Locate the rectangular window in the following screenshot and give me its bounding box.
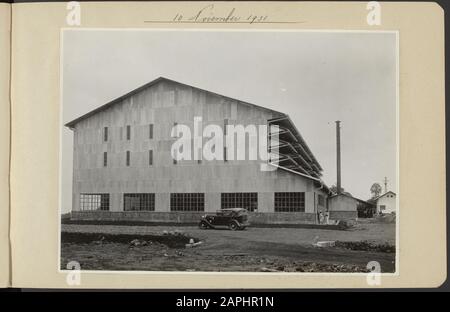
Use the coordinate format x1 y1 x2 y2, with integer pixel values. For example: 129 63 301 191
173 121 178 164
380 205 386 211
170 193 205 212
224 119 228 162
172 122 178 138
126 151 130 166
123 193 155 211
103 152 107 167
318 194 325 206
103 127 108 142
224 119 228 134
274 192 305 212
149 150 153 166
221 192 258 212
126 125 131 140
173 147 177 165
80 194 110 211
149 124 154 139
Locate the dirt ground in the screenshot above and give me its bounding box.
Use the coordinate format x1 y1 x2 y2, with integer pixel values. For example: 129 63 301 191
61 222 396 273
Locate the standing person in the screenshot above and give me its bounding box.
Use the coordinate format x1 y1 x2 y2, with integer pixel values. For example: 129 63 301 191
318 211 324 225
324 211 330 225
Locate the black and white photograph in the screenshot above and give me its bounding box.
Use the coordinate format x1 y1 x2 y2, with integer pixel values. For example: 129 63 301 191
60 29 398 273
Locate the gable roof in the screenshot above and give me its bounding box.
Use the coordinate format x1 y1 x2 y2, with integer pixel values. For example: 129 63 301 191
329 192 374 206
64 76 323 175
372 191 396 202
64 76 284 129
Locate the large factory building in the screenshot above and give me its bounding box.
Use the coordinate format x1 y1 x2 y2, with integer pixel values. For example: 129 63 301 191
66 77 353 224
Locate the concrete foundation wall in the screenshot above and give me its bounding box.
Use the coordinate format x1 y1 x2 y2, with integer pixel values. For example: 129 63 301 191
329 210 358 220
71 211 318 224
71 211 205 223
248 212 316 224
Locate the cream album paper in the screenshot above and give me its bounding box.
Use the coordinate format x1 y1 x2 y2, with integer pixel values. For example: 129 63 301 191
0 1 446 289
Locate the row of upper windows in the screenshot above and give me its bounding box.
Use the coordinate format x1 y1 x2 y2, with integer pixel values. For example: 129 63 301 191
101 121 231 166
103 150 154 167
101 120 233 142
103 124 154 142
101 149 231 167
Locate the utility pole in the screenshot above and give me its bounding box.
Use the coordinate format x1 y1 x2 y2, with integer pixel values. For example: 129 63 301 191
336 121 341 194
383 176 388 193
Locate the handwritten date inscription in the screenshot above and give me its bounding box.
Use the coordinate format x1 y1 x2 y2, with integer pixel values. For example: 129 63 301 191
173 5 269 24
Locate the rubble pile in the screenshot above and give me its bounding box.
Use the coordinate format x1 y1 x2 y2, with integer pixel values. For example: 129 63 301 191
61 230 199 249
335 240 395 253
260 261 370 273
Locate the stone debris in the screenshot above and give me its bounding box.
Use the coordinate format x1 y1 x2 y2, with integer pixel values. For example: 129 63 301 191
129 239 148 247
336 219 357 229
259 262 369 273
185 241 203 248
93 236 106 244
313 241 336 248
335 240 395 253
260 267 279 272
163 229 185 236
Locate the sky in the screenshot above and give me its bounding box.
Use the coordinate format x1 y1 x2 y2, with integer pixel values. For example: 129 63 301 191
61 30 397 213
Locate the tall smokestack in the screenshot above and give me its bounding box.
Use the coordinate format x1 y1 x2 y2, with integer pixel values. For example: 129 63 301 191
336 121 341 194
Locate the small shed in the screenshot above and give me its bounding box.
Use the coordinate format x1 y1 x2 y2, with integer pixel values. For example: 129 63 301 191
372 191 396 214
328 193 358 220
328 193 374 220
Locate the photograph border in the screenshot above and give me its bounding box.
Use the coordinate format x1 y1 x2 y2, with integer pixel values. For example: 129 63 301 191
57 27 400 277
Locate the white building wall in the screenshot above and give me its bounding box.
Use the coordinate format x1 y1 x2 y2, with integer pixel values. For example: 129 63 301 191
377 193 396 214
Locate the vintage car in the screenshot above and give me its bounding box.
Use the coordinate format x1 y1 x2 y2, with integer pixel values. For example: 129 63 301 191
198 208 250 230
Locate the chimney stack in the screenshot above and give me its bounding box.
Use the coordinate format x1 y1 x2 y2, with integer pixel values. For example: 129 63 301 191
336 121 341 194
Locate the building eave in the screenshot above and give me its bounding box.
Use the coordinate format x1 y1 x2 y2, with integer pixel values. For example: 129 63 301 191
329 193 374 205
372 191 396 202
268 115 323 173
268 163 322 182
64 76 286 129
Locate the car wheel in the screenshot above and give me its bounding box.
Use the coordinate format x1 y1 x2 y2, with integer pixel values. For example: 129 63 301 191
199 221 209 229
228 221 239 231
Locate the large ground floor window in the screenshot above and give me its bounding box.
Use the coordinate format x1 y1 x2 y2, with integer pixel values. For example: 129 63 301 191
124 193 155 211
80 193 110 211
274 192 305 212
221 192 258 212
170 193 205 211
